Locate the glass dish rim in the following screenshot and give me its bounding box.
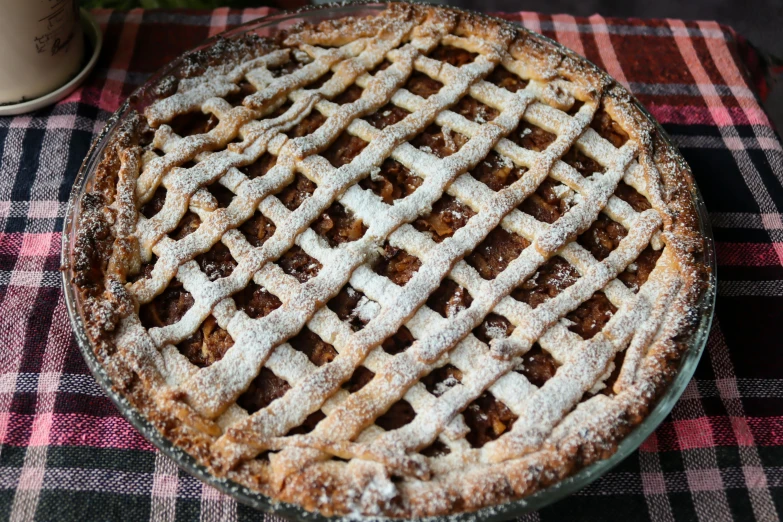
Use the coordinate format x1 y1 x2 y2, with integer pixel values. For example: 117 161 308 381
60 3 717 520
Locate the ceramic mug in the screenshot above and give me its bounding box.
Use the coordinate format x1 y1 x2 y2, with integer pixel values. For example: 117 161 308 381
0 0 85 105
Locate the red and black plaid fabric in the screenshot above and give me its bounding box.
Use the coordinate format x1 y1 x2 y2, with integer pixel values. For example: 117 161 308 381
1 8 781 522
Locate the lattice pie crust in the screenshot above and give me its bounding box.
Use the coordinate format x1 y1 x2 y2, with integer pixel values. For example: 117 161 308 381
71 4 709 518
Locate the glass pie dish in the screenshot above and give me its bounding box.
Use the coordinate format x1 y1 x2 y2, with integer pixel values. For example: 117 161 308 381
61 3 717 519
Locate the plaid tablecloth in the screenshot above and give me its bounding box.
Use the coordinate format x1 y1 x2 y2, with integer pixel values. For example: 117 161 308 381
1 7 781 522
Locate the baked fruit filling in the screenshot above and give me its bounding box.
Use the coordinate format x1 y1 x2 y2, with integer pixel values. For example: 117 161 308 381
414 195 475 242
71 5 708 518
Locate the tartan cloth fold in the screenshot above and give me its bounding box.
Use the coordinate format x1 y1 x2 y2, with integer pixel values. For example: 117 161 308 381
0 7 781 522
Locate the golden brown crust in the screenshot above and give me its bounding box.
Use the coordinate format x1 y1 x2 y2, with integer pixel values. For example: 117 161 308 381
70 4 710 518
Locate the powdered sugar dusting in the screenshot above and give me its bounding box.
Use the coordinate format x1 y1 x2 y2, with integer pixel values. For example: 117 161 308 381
75 4 708 518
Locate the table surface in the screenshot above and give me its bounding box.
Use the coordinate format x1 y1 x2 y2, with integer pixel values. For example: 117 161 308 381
1 7 782 522
429 0 783 134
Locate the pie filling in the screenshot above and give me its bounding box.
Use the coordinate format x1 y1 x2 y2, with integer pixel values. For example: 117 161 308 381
71 4 709 518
